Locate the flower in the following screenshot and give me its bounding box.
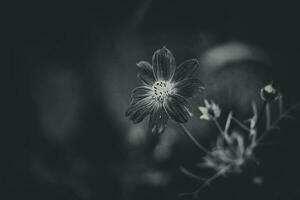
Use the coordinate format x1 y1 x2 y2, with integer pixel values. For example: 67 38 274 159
260 82 279 102
198 100 221 120
125 47 205 134
185 129 257 196
194 111 258 191
200 131 255 175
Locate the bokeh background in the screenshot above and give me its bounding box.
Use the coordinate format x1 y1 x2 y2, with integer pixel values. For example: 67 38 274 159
9 0 300 199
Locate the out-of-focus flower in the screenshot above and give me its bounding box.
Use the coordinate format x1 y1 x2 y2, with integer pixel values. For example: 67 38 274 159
180 123 258 197
126 47 205 134
199 105 257 176
198 100 221 120
190 110 258 195
260 82 279 102
200 131 255 175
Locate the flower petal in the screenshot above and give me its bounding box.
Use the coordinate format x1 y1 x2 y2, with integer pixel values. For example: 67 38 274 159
200 114 210 120
198 106 207 114
126 96 154 123
174 59 199 81
130 86 152 101
175 78 205 98
152 47 176 81
164 95 192 123
204 99 210 107
136 61 155 85
149 105 168 134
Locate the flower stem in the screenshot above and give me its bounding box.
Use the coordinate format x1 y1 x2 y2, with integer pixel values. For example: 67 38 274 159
179 123 210 154
265 103 271 130
193 164 232 198
278 95 283 115
255 101 267 129
213 119 231 143
180 166 206 181
232 116 250 132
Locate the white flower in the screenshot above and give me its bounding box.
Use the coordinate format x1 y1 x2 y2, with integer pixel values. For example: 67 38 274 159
126 47 204 135
198 100 221 120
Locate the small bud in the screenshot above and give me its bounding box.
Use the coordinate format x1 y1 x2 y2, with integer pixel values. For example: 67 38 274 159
260 82 279 102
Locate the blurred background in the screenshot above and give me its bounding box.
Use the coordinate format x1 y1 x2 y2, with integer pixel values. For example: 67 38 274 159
8 0 300 199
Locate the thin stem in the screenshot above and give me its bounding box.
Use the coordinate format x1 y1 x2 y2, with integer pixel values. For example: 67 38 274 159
179 123 210 154
232 116 251 132
265 103 271 130
213 119 230 142
249 128 257 148
180 166 206 181
279 95 283 115
255 101 267 129
224 112 232 133
193 164 232 198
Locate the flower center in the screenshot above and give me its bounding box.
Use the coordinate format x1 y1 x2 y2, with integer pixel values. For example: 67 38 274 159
207 108 216 118
151 81 174 103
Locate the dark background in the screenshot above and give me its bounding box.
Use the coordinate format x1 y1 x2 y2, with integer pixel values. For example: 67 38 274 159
8 0 300 200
